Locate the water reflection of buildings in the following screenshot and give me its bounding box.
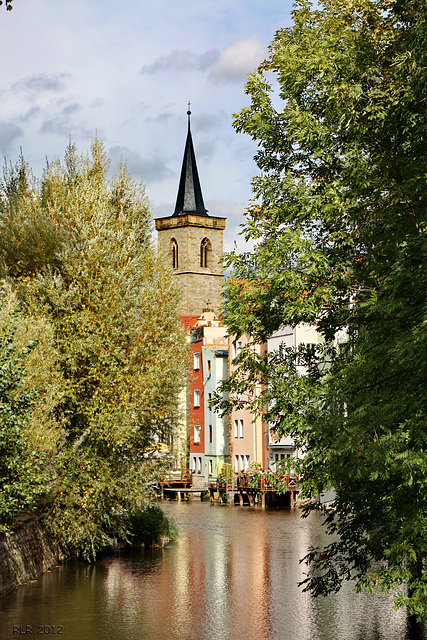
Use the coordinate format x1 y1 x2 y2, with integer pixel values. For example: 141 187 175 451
228 514 271 640
162 510 272 640
100 510 275 640
98 506 412 640
2 506 416 640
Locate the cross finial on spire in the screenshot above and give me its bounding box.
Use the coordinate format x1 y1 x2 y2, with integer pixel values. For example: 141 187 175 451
187 101 191 129
173 104 208 217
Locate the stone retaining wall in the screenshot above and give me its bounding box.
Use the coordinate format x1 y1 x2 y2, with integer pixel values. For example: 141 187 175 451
0 519 68 596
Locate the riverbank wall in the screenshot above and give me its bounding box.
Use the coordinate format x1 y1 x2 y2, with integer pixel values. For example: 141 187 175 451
0 518 68 596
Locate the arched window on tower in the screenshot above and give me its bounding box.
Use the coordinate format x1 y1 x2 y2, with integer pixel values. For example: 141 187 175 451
171 238 178 269
200 237 211 268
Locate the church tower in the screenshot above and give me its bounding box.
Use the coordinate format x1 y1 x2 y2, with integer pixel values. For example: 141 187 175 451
155 108 226 316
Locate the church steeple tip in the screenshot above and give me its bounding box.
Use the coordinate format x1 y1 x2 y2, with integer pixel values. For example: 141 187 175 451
173 105 208 217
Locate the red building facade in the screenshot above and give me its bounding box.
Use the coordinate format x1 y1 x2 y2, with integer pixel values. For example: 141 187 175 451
189 324 205 476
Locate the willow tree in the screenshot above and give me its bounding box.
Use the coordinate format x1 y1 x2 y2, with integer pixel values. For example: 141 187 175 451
0 140 187 557
220 0 427 620
0 286 61 534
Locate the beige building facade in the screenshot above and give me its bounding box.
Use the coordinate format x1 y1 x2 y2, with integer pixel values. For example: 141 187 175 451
229 333 269 472
155 214 225 316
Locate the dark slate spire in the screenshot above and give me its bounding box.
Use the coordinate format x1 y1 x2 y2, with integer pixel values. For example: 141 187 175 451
173 106 208 217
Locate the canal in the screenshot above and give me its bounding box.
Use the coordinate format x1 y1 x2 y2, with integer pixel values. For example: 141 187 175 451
1 501 426 640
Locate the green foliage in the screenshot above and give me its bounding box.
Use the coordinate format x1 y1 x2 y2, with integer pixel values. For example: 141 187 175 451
0 139 187 558
219 0 427 620
0 289 55 533
234 462 289 494
0 0 13 11
0 312 37 532
126 505 178 547
217 462 233 481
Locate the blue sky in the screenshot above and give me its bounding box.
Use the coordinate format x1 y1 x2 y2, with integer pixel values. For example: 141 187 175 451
0 0 296 252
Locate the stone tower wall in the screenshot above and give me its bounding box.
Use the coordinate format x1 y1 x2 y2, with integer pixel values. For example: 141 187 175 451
155 213 226 316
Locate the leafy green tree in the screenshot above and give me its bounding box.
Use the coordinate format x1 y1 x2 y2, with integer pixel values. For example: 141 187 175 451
0 287 57 533
220 0 427 620
0 0 13 11
0 140 187 557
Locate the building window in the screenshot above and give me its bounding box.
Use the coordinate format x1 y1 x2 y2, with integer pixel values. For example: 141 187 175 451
234 419 238 438
194 390 200 407
209 425 212 443
234 455 239 471
232 340 243 360
209 460 213 475
171 238 178 269
240 454 245 470
200 237 208 267
192 456 197 472
193 352 200 370
198 457 202 473
239 419 244 438
194 425 201 445
245 454 250 469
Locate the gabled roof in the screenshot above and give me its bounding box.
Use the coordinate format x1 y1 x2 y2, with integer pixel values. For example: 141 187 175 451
179 314 200 331
173 110 208 217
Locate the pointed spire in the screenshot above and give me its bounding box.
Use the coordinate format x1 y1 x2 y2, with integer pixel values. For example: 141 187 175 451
173 105 208 217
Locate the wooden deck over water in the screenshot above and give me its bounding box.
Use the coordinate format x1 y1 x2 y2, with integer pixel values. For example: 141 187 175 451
159 469 299 507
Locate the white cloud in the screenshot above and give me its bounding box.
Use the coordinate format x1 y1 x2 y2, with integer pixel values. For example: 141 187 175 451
40 103 86 137
18 106 41 123
139 49 219 75
0 123 23 155
138 38 265 85
144 112 176 126
0 0 294 255
108 146 173 183
192 112 225 132
9 73 71 95
210 37 266 82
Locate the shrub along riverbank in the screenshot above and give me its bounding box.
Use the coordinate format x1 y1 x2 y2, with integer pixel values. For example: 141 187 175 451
0 505 178 596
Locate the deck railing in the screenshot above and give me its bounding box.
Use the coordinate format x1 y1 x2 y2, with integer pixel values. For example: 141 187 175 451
159 469 193 486
234 471 298 492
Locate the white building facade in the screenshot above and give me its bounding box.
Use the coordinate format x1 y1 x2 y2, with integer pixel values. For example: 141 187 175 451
266 324 322 471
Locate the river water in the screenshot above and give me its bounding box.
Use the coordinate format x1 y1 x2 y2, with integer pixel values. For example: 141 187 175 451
1 501 426 640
